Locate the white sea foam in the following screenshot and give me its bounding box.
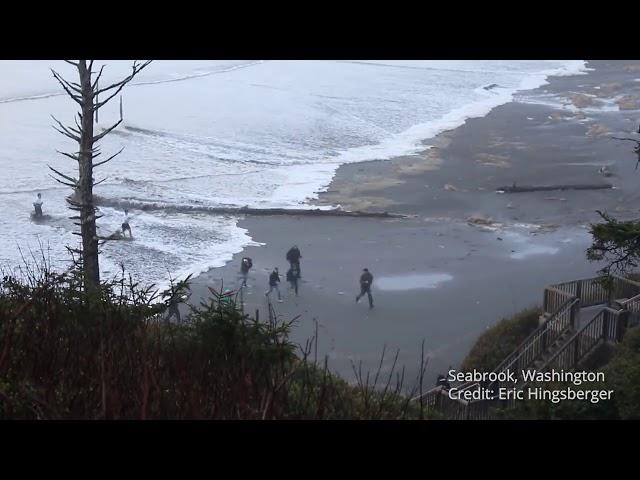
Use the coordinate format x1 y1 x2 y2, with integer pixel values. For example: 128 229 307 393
0 60 589 288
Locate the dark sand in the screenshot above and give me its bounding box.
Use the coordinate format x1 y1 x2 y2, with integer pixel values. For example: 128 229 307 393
190 60 640 389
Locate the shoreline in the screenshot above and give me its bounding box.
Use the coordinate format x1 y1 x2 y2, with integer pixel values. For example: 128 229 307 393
189 60 640 388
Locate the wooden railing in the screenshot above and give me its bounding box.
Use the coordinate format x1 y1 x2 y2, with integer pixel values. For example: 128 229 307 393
490 297 578 387
420 386 496 420
543 286 575 316
619 292 640 326
539 307 628 373
543 274 640 315
611 274 640 302
416 274 638 420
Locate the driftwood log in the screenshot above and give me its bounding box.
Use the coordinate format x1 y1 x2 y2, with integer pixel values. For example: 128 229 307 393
496 183 613 194
94 197 406 218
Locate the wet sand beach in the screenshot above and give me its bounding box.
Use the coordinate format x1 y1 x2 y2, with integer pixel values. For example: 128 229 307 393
190 60 640 388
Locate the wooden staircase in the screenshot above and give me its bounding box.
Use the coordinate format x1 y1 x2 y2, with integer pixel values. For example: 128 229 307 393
415 274 640 419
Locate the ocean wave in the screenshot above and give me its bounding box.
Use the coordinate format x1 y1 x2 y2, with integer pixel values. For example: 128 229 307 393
0 61 264 105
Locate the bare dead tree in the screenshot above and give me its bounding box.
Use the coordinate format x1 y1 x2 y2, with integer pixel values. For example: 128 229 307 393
49 60 152 291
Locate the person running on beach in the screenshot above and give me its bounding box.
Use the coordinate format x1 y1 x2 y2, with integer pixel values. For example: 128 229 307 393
121 209 133 238
240 257 253 287
286 245 302 278
356 268 374 309
286 267 299 296
265 267 282 302
33 193 43 218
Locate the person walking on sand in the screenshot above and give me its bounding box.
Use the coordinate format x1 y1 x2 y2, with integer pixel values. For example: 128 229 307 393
356 268 374 309
121 209 133 238
265 267 283 302
240 257 253 287
33 193 43 218
286 267 299 296
286 245 302 278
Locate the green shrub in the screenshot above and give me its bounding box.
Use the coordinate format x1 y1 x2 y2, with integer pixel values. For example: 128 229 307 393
604 327 640 419
0 263 426 419
460 308 540 372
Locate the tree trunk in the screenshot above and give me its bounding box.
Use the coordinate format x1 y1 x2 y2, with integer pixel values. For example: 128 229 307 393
78 60 100 291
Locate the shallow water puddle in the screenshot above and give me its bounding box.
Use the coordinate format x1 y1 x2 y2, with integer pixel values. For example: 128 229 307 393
376 273 453 291
510 244 559 260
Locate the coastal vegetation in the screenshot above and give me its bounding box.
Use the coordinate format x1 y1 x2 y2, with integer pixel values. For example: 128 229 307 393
0 259 429 419
460 308 540 372
460 307 640 419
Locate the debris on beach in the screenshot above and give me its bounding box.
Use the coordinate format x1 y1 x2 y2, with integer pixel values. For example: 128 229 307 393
475 153 511 168
568 93 599 109
586 124 610 137
594 82 623 97
497 183 613 193
443 183 460 192
467 214 494 226
616 94 640 111
543 196 567 201
535 224 560 233
466 214 502 232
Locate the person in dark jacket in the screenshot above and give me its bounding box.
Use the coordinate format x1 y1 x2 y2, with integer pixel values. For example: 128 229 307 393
121 209 133 238
33 193 43 218
286 267 298 296
265 267 282 302
286 245 301 278
240 257 253 287
356 268 374 309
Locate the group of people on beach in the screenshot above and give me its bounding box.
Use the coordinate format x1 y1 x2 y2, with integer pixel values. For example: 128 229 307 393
240 245 375 309
31 195 375 319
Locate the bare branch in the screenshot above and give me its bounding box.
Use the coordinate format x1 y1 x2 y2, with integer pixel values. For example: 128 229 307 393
48 165 78 185
51 114 82 137
56 150 79 162
51 74 83 105
94 147 124 168
74 115 83 133
52 125 81 143
49 175 78 188
51 69 83 98
64 60 79 67
92 64 106 90
93 177 109 186
92 119 122 143
93 60 152 110
51 115 81 142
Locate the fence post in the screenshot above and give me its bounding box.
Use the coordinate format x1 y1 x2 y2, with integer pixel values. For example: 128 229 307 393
575 280 582 302
602 310 610 342
608 277 617 307
570 300 579 331
617 310 629 343
573 335 580 367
